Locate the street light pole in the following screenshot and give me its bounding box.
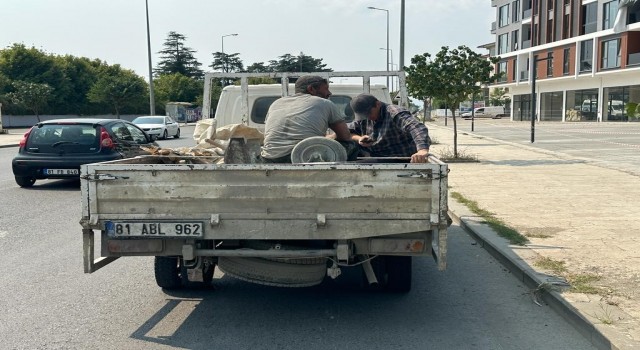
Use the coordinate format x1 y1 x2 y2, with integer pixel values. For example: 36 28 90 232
220 33 238 89
400 0 405 70
221 33 238 73
145 0 155 115
368 6 389 89
380 47 394 91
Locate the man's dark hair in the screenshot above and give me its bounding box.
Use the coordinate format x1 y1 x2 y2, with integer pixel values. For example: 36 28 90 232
350 93 379 114
295 75 327 94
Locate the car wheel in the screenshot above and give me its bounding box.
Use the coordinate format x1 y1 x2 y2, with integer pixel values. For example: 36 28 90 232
174 128 181 139
162 130 168 140
15 176 36 188
154 256 183 289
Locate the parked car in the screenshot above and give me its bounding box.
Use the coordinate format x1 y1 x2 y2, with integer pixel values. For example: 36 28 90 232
11 118 157 188
132 115 180 139
461 106 506 119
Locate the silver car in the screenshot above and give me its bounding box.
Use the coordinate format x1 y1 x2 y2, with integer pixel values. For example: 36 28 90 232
132 116 180 139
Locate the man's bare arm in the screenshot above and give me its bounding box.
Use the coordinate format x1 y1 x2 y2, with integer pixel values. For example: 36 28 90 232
328 122 352 142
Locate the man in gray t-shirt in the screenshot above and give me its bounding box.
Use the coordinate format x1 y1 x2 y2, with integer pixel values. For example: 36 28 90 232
261 75 353 162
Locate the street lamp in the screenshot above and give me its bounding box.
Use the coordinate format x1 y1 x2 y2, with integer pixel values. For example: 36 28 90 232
145 0 155 115
530 53 552 143
400 0 405 70
380 48 395 91
368 6 389 89
221 33 238 73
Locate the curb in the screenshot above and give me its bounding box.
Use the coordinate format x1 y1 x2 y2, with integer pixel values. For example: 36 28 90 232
447 199 618 350
0 143 18 149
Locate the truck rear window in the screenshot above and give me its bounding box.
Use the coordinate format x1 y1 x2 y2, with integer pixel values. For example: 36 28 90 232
250 95 355 124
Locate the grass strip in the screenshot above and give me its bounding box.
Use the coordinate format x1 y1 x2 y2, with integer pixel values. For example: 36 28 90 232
451 191 528 245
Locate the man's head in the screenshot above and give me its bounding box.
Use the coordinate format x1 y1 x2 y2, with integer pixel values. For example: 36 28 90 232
295 75 331 98
350 94 382 121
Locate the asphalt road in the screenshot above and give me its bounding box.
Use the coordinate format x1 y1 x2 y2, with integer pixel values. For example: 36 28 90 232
0 127 597 350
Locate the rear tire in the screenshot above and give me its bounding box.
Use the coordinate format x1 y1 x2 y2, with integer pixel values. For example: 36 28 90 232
15 176 36 188
367 256 412 293
385 256 412 293
154 256 183 289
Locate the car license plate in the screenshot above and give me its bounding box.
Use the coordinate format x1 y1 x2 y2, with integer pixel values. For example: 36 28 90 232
44 168 79 175
105 221 204 238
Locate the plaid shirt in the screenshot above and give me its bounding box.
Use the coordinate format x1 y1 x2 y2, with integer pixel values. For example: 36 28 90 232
348 103 430 157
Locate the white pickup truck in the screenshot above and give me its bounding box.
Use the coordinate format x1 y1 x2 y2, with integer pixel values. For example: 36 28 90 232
81 71 448 292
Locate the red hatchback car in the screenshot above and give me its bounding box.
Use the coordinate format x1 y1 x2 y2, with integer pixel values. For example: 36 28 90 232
12 118 157 187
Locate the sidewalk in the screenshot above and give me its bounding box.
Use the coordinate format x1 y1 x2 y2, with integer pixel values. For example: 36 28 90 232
0 129 24 148
428 122 640 349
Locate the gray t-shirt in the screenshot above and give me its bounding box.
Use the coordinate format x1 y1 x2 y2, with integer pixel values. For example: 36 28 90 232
261 93 344 159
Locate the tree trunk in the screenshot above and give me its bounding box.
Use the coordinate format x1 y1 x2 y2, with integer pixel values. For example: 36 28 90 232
451 108 458 158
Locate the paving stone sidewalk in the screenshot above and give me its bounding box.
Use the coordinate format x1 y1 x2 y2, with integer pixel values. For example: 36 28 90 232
427 123 640 349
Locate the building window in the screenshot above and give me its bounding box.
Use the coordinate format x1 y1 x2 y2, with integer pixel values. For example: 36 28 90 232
601 38 621 69
497 61 508 82
563 48 570 75
603 1 619 30
499 4 510 27
512 59 517 81
562 13 571 39
547 0 554 9
547 18 554 43
512 1 520 22
512 30 519 51
580 40 593 72
581 2 597 34
546 52 553 76
498 33 509 54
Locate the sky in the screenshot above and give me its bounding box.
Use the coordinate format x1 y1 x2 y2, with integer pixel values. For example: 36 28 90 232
2 0 495 82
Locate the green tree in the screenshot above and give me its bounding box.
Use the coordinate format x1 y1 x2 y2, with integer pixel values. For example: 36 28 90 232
489 87 511 107
406 45 501 158
210 52 244 73
5 81 54 122
154 73 203 114
87 66 147 118
0 44 70 114
155 32 203 79
210 52 244 87
267 52 332 72
245 62 270 73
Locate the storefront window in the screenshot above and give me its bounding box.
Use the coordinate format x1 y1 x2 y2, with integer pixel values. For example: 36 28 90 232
513 94 532 121
565 89 598 121
604 85 640 122
540 91 563 121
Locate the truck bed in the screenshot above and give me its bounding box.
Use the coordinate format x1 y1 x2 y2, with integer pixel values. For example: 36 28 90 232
81 156 448 272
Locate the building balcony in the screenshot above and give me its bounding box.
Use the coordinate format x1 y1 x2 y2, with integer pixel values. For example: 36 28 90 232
521 40 531 49
523 9 531 19
628 53 640 67
491 22 496 34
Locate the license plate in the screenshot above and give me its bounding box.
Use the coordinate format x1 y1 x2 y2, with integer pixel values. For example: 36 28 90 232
105 221 204 238
45 168 79 175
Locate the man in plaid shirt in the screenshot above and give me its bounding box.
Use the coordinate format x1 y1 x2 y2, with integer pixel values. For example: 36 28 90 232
348 94 430 163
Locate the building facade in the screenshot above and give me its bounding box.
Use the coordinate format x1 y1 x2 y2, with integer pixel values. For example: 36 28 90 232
490 0 640 122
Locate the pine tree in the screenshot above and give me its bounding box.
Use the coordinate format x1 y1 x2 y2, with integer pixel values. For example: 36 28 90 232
155 32 203 79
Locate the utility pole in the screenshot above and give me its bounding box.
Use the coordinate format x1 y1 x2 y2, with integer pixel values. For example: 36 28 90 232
399 0 405 70
145 0 155 115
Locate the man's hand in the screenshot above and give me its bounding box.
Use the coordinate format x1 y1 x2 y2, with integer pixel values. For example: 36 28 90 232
358 135 375 147
410 149 429 163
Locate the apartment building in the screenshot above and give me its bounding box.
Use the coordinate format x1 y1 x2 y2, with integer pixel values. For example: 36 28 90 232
490 0 640 122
